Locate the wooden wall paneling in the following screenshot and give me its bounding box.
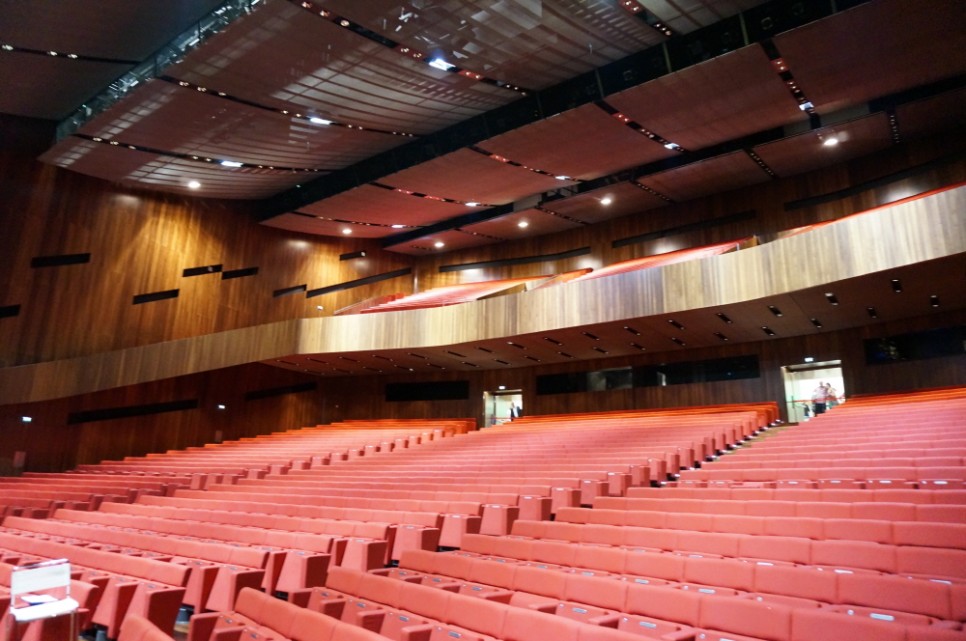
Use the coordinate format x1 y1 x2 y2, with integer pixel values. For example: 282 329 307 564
1 181 963 405
0 363 323 472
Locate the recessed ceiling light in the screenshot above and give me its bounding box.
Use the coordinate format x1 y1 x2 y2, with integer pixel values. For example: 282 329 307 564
216 404 226 410
21 416 32 423
220 160 243 168
822 136 839 147
518 221 529 228
342 228 352 235
434 241 445 248
309 117 332 125
554 175 571 181
187 180 201 189
465 202 479 207
600 196 613 206
391 224 406 229
428 58 455 71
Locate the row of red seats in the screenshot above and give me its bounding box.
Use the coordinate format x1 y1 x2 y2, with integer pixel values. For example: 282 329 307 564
516 514 965 551
289 567 648 641
189 586 385 641
394 549 961 640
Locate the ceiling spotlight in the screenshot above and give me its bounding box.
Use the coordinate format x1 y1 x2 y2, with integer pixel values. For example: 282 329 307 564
929 295 940 308
465 202 479 207
716 313 733 324
891 279 902 293
767 305 783 317
216 404 227 410
824 292 839 306
804 356 815 363
341 228 352 235
391 224 406 229
761 326 776 336
810 318 823 329
434 241 445 248
428 58 455 71
668 319 685 330
822 136 839 147
663 142 681 151
220 160 243 168
517 221 529 228
187 180 201 189
866 306 878 319
554 175 571 181
309 117 332 125
714 332 729 341
600 196 613 206
798 101 815 111
21 416 32 423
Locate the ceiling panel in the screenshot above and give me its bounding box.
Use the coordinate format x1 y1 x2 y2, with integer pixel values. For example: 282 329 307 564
483 102 676 180
609 45 805 151
169 1 517 136
543 182 671 225
775 0 966 113
296 183 470 227
380 148 565 205
896 87 966 141
72 80 407 170
639 150 772 202
386 227 487 255
261 213 399 239
754 112 894 179
39 139 308 199
460 207 586 241
647 0 767 34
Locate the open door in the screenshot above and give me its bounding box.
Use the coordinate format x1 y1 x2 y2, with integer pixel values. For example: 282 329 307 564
781 360 845 423
482 388 523 427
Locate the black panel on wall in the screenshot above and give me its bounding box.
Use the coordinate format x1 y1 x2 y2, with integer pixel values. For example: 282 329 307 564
132 289 179 305
386 380 470 402
68 398 199 424
31 253 91 268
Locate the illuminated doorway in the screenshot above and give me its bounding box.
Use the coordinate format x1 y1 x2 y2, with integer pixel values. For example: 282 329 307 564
781 360 844 423
482 388 523 427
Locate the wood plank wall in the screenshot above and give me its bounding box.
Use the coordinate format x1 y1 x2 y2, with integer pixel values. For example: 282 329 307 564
0 116 415 368
0 364 323 474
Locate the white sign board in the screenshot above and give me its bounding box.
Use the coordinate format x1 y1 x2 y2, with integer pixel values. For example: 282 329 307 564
9 559 78 622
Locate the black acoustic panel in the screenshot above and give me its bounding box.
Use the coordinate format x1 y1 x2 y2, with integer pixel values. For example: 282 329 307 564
440 247 591 272
667 16 744 70
538 71 603 117
612 211 756 248
386 380 469 402
435 115 491 155
0 304 21 319
273 284 307 298
68 398 198 424
132 289 179 305
31 253 91 268
743 0 835 41
306 267 411 298
244 381 317 401
183 264 223 277
599 48 670 95
222 266 259 280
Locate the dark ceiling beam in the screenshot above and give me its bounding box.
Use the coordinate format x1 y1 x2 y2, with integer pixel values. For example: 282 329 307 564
258 0 867 221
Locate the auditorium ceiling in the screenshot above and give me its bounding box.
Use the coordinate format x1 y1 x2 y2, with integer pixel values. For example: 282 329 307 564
2 0 964 256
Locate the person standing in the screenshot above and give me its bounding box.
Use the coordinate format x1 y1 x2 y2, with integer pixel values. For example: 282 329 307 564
811 382 830 415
